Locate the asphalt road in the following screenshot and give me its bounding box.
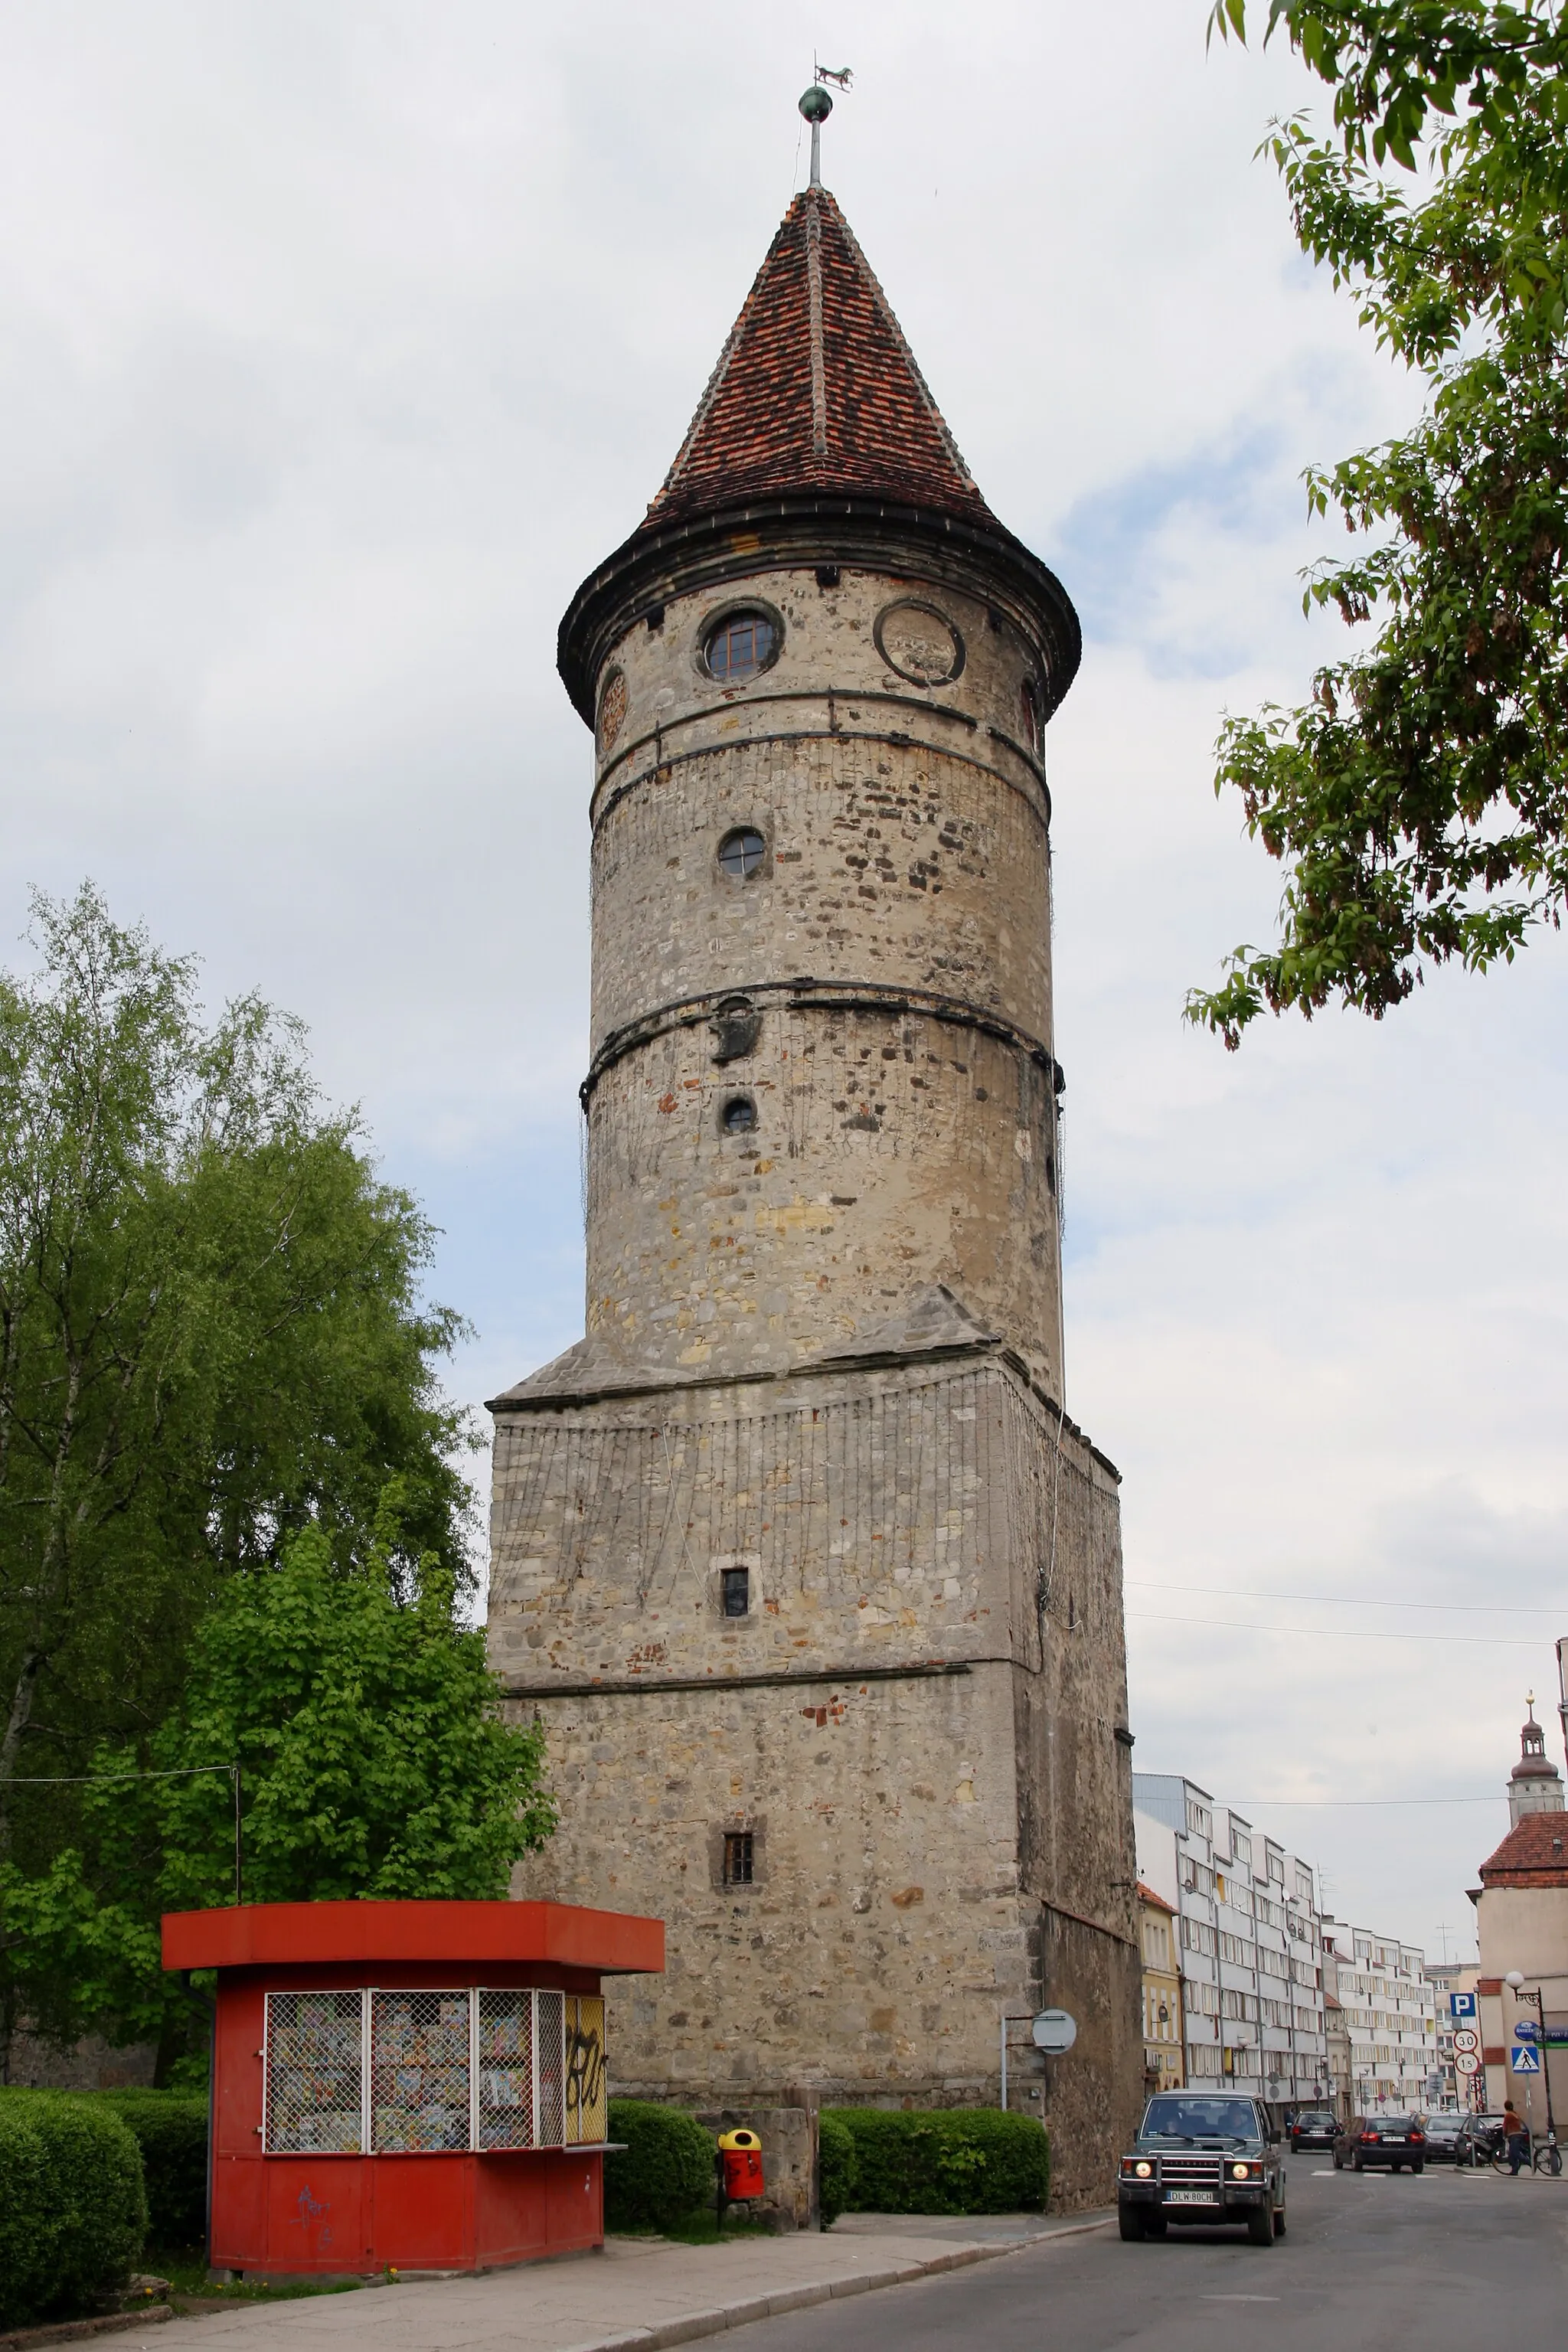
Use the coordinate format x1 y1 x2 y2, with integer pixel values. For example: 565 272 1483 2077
735 2164 1566 2350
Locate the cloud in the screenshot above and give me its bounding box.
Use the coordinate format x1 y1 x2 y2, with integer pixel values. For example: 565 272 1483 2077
0 0 1559 1955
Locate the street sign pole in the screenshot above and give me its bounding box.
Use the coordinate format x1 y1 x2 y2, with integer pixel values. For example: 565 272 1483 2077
1535 1984 1557 2140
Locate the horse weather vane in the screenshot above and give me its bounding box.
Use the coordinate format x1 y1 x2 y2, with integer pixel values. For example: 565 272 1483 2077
800 60 852 187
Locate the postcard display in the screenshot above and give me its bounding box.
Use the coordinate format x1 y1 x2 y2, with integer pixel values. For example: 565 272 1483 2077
262 1987 607 2154
161 1898 663 2276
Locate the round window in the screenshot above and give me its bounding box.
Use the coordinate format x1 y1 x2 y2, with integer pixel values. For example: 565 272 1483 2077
720 1094 758 1135
597 668 628 753
717 827 766 880
704 609 779 683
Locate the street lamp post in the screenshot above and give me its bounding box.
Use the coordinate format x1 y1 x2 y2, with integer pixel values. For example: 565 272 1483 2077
1503 1971 1557 2140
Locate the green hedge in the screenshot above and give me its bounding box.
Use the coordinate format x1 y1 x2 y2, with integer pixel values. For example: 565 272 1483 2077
821 2108 1047 2216
92 2092 208 2249
0 2094 148 2328
605 2099 715 2231
818 2113 859 2226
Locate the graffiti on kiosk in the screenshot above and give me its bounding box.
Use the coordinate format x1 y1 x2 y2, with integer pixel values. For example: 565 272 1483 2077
289 2184 333 2249
565 2011 606 2131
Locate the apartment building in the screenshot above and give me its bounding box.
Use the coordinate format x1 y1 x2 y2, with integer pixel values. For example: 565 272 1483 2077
1423 1961 1478 2111
1133 1774 1329 2110
1138 1881 1184 2092
1321 1921 1441 2112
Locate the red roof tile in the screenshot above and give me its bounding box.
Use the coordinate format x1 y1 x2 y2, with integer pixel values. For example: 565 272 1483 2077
1137 1880 1176 1913
645 187 995 531
1478 1811 1568 1886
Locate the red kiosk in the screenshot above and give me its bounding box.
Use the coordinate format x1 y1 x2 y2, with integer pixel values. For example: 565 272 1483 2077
162 1899 663 2278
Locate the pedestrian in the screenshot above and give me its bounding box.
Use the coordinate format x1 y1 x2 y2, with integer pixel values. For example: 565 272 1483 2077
1503 2099 1529 2175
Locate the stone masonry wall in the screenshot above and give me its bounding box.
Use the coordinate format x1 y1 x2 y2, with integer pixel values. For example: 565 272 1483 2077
591 727 1050 1050
583 564 1062 1396
492 1359 1051 1687
490 1357 1141 2206
583 1000 1059 1387
588 567 1052 1053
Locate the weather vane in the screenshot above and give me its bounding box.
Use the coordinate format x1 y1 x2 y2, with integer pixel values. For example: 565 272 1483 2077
799 59 852 188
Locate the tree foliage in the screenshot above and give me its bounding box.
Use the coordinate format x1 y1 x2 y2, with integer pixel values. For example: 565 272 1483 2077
2 1511 554 2060
1191 2 1568 1044
0 884 485 2069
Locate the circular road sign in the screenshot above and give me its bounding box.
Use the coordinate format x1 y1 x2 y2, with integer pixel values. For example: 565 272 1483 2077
1514 2019 1539 2043
1455 2050 1482 2076
1453 2027 1480 2054
1032 2008 1077 2054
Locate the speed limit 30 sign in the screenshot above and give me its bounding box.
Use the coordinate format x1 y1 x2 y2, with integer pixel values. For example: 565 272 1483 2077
1453 2027 1480 2053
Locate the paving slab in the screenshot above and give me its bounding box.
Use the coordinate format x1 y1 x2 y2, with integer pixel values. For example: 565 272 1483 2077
144 2213 1114 2352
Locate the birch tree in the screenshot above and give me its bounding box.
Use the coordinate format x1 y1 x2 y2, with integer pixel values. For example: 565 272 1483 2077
0 887 476 2070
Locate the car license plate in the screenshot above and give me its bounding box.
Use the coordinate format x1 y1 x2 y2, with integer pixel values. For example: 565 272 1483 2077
1165 2190 1217 2204
1380 2135 1403 2143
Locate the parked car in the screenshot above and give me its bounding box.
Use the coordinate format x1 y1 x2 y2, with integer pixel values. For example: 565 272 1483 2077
1333 2115 1426 2172
1289 2110 1338 2151
1119 2092 1286 2246
1419 2113 1468 2164
1455 2114 1508 2167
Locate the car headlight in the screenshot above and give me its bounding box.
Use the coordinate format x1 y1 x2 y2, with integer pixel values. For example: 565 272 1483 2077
1230 2161 1260 2180
1135 2161 1152 2179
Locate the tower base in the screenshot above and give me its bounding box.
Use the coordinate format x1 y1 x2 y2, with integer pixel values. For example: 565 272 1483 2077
488 1295 1144 2209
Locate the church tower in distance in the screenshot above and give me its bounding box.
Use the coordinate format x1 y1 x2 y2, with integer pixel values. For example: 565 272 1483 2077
487 132 1142 2206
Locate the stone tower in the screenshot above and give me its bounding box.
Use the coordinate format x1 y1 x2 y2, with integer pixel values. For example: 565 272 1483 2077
487 149 1142 2207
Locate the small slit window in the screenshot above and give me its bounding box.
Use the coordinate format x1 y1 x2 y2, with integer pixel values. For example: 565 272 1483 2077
721 1094 757 1135
722 1566 750 1618
717 827 766 880
724 1831 755 1886
704 610 778 683
1020 675 1043 756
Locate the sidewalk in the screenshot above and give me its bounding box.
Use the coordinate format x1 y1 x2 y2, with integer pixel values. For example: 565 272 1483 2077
127 2213 1113 2352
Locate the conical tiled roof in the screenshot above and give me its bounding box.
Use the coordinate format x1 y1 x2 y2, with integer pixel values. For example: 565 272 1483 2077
557 181 1081 727
644 186 995 531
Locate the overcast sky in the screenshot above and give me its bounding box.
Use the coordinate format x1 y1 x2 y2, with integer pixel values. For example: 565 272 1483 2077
3 0 1563 1961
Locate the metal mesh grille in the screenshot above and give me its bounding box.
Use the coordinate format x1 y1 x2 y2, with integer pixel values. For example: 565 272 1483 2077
565 1994 607 2145
535 1988 566 2148
476 1989 535 2150
263 1992 364 2154
370 1990 472 2153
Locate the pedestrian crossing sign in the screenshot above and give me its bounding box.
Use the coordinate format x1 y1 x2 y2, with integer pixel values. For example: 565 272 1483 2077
1511 2043 1542 2074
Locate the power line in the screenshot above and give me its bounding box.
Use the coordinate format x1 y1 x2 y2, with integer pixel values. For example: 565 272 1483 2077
1126 1579 1563 1619
1127 1610 1540 1647
1218 1794 1504 1808
0 1766 234 1785
0 1762 243 1905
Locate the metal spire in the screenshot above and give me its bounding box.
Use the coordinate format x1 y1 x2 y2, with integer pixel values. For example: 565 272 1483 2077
799 63 851 188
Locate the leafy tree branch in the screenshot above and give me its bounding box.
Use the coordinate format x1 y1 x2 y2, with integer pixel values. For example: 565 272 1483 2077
1192 2 1568 1044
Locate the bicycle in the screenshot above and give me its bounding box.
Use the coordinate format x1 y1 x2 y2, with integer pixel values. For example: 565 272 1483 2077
1490 2131 1563 2177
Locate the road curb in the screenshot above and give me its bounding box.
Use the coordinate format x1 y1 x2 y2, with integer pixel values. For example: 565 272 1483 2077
0 2311 175 2352
551 2215 1116 2352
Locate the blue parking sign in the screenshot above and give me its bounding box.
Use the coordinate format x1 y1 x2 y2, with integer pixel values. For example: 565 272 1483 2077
1451 1991 1478 2018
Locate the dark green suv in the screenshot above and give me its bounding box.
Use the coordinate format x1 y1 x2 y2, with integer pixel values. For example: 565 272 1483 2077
1118 2092 1286 2246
